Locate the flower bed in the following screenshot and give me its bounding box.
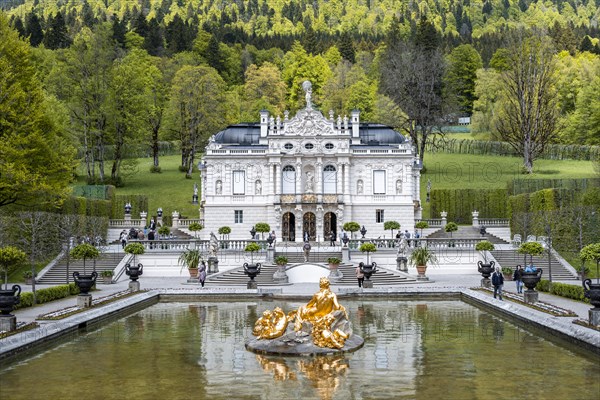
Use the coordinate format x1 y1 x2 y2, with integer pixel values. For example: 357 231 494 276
36 290 146 320
0 321 39 339
471 287 577 317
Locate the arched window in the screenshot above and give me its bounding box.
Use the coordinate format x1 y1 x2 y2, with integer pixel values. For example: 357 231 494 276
282 165 296 194
323 165 337 194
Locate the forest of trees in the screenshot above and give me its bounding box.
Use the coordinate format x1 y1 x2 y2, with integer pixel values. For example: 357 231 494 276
0 0 598 201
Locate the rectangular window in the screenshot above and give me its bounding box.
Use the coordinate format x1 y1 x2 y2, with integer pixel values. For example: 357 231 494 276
234 210 243 223
373 170 386 194
232 171 245 195
376 209 384 223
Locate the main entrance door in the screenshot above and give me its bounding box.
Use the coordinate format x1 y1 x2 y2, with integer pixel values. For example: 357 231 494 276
303 212 316 241
323 212 337 241
282 212 295 241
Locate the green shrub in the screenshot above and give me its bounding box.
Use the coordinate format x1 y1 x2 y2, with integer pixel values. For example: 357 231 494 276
431 189 508 223
218 226 231 235
275 256 288 265
149 165 162 173
536 280 589 303
13 283 80 310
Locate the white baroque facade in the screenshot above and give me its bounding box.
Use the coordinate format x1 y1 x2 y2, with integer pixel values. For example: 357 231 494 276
199 82 422 241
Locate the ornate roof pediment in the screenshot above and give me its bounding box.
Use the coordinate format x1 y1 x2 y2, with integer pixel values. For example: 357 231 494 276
283 108 337 136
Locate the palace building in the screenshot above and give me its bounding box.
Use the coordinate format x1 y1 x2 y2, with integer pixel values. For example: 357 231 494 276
199 82 422 241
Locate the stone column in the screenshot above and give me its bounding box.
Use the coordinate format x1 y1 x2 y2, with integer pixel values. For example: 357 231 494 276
472 210 479 227
140 211 147 229
441 211 448 228
172 211 179 229
274 163 281 195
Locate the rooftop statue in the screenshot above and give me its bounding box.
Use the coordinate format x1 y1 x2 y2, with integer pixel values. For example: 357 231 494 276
302 80 313 109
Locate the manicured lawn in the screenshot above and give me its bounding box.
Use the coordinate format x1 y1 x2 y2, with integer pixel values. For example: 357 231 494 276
420 152 595 218
75 155 202 219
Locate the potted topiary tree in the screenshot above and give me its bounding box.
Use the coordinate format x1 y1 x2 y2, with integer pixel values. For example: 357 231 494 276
70 243 99 295
326 257 342 282
517 242 544 302
409 246 438 280
158 225 170 240
415 221 429 238
359 242 377 265
343 222 360 240
475 240 496 282
218 226 231 248
178 248 204 279
0 246 27 319
243 242 262 288
254 223 270 240
188 222 203 238
384 221 400 240
124 242 145 283
580 243 600 312
445 222 458 247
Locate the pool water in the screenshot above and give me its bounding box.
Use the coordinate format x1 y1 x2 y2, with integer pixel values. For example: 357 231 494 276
0 300 598 400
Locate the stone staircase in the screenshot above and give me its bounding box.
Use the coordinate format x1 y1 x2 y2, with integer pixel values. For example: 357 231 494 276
205 262 417 287
37 251 126 285
490 249 577 280
427 226 509 245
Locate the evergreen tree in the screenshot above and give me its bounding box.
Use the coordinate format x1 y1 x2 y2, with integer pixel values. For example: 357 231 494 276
81 0 96 28
133 13 148 38
205 34 224 72
112 16 127 49
445 44 483 114
43 12 72 50
25 13 43 46
144 18 164 56
166 14 189 54
11 16 25 38
414 16 440 51
302 25 319 55
580 36 594 53
338 31 355 63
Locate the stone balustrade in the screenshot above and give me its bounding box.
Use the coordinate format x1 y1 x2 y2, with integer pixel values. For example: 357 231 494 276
478 218 510 227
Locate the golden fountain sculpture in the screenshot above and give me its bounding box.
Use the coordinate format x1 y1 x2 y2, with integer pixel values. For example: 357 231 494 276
249 277 358 351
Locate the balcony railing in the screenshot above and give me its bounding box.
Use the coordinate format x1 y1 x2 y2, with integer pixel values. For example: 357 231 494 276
478 218 510 227
348 237 484 250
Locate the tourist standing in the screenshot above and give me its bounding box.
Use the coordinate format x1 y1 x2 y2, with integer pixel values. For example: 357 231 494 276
303 241 311 262
513 265 524 294
120 230 128 249
198 261 207 288
405 230 411 247
330 230 336 246
491 267 504 300
147 230 155 249
356 265 364 288
271 230 276 244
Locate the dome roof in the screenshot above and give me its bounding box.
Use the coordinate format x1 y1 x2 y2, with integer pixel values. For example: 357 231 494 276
212 123 405 145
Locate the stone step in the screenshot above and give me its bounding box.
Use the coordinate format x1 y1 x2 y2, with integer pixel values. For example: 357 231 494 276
37 252 126 285
427 226 508 244
490 249 577 280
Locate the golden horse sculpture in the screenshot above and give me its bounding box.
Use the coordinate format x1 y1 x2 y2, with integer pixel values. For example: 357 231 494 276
252 277 351 349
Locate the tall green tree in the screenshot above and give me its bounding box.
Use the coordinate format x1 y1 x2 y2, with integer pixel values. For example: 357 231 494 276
444 44 483 115
495 32 560 174
25 13 43 46
43 12 72 49
380 17 446 165
166 65 228 177
243 62 287 118
0 15 76 208
108 48 161 182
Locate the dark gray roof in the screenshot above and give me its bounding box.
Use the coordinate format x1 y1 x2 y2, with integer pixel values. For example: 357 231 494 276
213 123 405 146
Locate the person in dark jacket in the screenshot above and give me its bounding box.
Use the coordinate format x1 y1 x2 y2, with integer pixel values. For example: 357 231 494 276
513 265 524 294
491 267 504 300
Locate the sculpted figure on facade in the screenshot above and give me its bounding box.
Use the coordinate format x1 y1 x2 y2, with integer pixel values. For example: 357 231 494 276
305 171 315 193
215 180 222 195
357 180 363 194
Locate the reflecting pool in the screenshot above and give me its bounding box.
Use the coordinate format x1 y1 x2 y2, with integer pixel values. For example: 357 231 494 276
1 300 598 400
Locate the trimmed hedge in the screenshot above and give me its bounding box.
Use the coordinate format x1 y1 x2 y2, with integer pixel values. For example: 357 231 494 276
425 138 600 161
536 280 590 304
71 185 113 200
61 196 112 218
14 283 80 310
430 188 508 223
509 178 600 196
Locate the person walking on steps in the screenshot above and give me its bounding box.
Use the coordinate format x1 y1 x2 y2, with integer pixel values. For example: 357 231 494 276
356 265 364 288
513 265 524 294
491 267 504 300
303 241 311 262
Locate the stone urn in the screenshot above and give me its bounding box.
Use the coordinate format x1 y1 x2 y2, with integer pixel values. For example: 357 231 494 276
0 285 21 316
125 263 144 282
359 262 377 288
521 268 543 291
73 271 98 295
477 260 495 279
243 262 261 289
583 279 600 309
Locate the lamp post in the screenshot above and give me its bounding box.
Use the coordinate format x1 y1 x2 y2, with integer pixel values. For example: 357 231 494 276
250 226 256 240
360 226 367 239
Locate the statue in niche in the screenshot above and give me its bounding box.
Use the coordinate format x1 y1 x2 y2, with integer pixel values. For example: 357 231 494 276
215 180 222 195
305 171 315 193
396 179 402 194
357 180 363 194
255 180 262 195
